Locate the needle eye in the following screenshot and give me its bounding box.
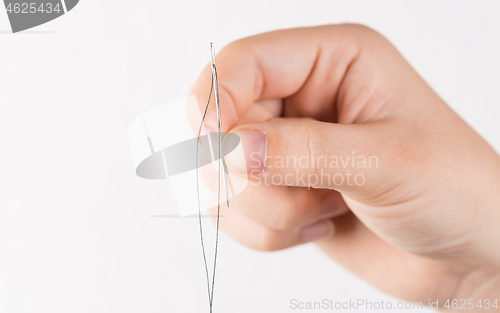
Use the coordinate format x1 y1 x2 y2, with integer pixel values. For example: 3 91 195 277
210 42 216 67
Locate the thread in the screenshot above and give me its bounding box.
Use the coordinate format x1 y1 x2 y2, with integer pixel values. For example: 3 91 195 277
196 42 225 312
196 72 213 310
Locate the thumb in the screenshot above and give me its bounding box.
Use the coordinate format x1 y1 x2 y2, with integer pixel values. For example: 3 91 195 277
224 118 400 197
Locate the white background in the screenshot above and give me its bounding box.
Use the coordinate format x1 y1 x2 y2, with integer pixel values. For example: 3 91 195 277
1 1 499 312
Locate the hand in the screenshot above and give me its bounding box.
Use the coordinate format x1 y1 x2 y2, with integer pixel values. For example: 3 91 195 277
189 24 500 307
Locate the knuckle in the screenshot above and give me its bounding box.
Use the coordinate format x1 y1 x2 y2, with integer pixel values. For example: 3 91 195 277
272 191 313 230
257 227 285 252
295 189 320 218
300 121 326 177
337 24 389 51
340 23 381 38
347 23 377 34
273 204 298 230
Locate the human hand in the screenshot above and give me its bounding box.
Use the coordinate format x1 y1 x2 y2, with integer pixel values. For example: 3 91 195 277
189 24 500 307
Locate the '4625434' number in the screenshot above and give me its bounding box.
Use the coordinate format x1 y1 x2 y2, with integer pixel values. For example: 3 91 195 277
443 299 498 310
6 2 61 14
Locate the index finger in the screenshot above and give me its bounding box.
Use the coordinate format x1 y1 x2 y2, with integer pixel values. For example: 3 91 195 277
188 24 361 131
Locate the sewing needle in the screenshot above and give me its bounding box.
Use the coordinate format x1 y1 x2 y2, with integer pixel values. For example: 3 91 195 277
210 43 230 208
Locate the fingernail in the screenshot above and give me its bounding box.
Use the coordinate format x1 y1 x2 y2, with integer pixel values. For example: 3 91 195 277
225 129 266 173
300 221 333 242
319 194 346 219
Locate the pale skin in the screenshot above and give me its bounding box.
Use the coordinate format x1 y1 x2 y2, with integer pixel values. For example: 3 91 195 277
189 24 500 310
